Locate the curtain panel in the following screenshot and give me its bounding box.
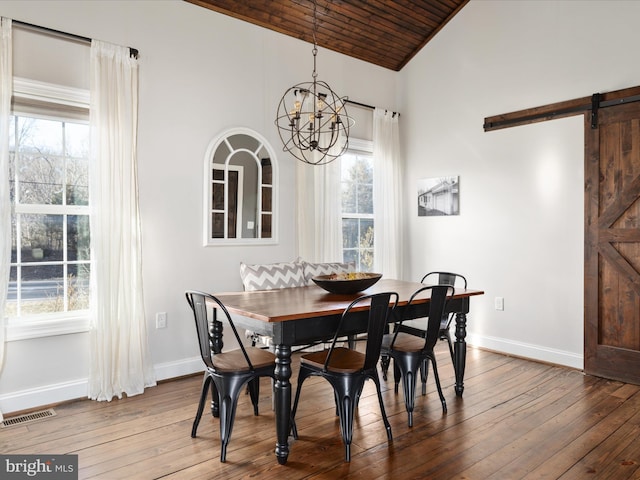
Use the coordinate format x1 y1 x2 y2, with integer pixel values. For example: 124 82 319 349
0 17 12 422
296 151 342 263
89 40 155 401
373 108 403 279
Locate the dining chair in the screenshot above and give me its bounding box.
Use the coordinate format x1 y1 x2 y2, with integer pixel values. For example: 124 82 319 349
290 291 399 462
381 284 454 427
185 290 276 462
380 271 467 394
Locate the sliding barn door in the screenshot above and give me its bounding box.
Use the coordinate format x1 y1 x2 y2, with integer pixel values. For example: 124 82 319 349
585 101 640 384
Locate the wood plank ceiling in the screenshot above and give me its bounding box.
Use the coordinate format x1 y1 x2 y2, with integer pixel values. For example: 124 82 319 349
185 0 469 71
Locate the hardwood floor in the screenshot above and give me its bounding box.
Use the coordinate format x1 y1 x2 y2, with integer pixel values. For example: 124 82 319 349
3 345 640 479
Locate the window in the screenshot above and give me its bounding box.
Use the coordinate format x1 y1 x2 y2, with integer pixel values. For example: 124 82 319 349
341 140 374 271
6 79 90 339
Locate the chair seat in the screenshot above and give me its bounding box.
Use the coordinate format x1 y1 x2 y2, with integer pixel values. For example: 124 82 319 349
213 347 276 372
383 332 426 353
301 347 365 373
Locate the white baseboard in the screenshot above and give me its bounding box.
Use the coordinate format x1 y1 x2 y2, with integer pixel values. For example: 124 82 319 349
467 332 583 370
0 356 203 415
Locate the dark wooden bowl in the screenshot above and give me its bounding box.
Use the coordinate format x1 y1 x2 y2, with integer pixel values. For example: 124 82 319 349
312 273 382 295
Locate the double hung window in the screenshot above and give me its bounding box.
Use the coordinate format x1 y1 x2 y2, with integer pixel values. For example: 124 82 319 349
341 141 374 271
7 79 91 338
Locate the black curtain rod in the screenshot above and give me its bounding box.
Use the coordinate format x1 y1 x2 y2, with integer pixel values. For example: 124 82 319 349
12 19 139 59
345 99 400 117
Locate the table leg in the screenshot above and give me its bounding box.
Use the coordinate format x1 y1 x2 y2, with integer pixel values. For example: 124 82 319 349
274 344 292 465
454 312 467 397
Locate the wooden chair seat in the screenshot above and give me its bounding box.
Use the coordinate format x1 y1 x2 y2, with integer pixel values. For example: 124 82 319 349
300 347 365 373
213 348 276 372
381 332 424 353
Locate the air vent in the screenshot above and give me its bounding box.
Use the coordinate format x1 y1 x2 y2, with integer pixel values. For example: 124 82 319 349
1 408 56 428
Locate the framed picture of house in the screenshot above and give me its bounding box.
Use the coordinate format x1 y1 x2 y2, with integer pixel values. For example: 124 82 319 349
417 176 459 216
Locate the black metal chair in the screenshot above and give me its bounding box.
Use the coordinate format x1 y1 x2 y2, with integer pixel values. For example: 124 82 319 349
422 272 467 366
381 284 454 427
185 290 276 462
290 292 399 462
380 271 467 393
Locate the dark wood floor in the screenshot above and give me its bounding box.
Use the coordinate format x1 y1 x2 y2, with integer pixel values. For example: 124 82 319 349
4 345 640 479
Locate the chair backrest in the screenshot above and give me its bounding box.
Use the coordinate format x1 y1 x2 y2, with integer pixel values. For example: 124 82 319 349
421 271 467 289
325 292 399 372
391 285 454 352
185 290 256 371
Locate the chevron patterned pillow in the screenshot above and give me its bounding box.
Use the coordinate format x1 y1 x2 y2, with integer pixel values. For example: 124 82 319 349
240 260 307 291
302 261 356 285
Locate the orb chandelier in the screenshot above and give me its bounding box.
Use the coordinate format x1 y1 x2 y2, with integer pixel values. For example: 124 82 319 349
275 0 353 166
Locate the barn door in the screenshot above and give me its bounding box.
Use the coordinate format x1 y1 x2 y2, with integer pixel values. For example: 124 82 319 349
585 100 640 384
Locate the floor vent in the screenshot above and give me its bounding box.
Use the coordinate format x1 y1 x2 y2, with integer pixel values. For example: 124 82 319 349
1 409 56 428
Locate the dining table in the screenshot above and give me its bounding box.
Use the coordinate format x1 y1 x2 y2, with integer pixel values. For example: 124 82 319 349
212 278 484 464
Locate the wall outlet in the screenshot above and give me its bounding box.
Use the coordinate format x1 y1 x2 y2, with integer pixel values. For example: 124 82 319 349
494 297 504 311
156 312 167 328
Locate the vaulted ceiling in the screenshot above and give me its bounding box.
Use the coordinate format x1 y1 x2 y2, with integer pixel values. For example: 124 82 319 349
185 0 469 71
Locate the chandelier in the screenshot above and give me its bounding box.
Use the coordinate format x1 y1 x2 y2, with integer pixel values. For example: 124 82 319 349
275 0 353 166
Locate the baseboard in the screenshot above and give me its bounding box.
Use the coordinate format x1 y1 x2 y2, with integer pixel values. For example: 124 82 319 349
467 332 583 370
0 356 203 415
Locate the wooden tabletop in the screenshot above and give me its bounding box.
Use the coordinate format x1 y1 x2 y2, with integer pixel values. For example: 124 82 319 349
214 278 484 323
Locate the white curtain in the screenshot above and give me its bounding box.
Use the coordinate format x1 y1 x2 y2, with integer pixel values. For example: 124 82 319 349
373 108 403 279
89 40 155 401
0 17 12 422
296 151 343 262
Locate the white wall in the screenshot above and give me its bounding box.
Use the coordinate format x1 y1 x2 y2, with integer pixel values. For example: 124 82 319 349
0 0 398 413
401 0 640 368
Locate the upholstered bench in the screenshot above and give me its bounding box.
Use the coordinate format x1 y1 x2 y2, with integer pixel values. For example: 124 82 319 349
239 259 355 348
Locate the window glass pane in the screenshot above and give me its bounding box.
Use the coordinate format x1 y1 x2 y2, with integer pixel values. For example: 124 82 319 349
212 183 224 210
17 153 64 205
68 264 90 311
357 183 373 214
343 249 357 266
20 264 64 315
212 213 224 238
18 117 63 155
9 151 15 202
360 218 374 247
66 157 89 205
360 249 374 272
342 218 358 248
262 159 272 185
10 212 17 262
67 215 90 261
6 267 17 316
20 214 64 262
342 180 357 214
64 122 89 157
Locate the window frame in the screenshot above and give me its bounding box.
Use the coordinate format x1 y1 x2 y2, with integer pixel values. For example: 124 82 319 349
341 138 374 271
6 77 91 341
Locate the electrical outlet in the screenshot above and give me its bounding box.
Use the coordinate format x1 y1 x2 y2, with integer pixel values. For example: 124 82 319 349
494 297 504 311
156 312 167 328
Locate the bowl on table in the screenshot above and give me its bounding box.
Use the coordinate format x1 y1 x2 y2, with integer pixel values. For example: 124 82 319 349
312 272 382 295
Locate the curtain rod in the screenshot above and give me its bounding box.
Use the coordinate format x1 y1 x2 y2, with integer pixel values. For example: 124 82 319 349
12 19 139 59
345 99 400 117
